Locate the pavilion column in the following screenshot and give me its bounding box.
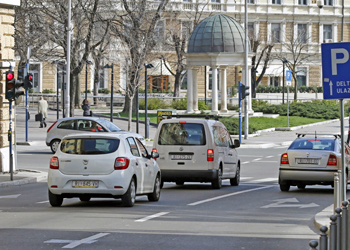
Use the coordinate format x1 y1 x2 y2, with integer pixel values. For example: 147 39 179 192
193 67 199 113
220 66 228 113
211 65 219 114
186 67 194 113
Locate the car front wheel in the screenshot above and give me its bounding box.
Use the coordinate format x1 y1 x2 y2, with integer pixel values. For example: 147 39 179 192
48 190 63 207
280 183 290 192
148 175 161 202
122 178 136 207
212 168 222 189
50 139 61 153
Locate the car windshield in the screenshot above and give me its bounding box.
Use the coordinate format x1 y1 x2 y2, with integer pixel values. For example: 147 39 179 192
288 139 335 151
97 119 122 132
60 138 120 154
158 123 206 145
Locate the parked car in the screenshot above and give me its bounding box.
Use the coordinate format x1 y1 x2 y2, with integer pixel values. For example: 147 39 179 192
46 117 146 153
48 132 160 207
279 133 350 191
152 116 241 189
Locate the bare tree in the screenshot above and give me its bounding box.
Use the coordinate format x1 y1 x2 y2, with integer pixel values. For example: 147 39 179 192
162 2 212 97
274 25 316 100
108 0 169 131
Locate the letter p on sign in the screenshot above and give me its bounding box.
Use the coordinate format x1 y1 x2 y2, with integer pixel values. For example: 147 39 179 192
331 48 349 75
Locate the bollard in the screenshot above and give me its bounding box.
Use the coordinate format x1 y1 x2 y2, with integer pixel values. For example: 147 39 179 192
319 226 328 250
347 199 350 250
341 201 348 250
334 173 340 212
330 215 337 250
335 207 342 250
309 240 318 250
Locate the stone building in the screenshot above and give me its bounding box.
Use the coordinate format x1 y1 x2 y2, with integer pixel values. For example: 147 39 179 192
0 0 20 172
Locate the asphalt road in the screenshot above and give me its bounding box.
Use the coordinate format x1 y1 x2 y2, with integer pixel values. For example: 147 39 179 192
1 106 341 249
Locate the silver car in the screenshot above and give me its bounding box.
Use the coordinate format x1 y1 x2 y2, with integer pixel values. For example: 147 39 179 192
279 133 350 191
46 117 125 153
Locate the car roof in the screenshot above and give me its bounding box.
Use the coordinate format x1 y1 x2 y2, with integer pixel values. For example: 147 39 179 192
61 131 143 140
160 118 222 126
57 116 101 122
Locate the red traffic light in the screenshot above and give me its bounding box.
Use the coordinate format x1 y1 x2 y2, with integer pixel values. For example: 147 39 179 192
6 72 14 80
28 75 32 81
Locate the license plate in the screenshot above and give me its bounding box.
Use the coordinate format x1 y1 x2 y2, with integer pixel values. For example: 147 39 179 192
170 154 192 160
72 180 99 188
296 158 320 164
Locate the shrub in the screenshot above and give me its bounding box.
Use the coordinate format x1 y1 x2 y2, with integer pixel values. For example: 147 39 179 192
42 89 56 94
171 98 187 110
98 88 110 94
139 98 169 110
219 117 256 134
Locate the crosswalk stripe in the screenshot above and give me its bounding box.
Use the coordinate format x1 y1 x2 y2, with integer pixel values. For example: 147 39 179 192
246 178 278 183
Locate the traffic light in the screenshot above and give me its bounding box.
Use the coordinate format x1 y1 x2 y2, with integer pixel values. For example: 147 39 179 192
24 73 33 90
240 84 250 100
5 71 24 101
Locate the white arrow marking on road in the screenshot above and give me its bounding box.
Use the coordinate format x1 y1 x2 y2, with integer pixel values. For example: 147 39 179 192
329 81 333 95
0 194 21 199
44 233 109 249
261 198 319 209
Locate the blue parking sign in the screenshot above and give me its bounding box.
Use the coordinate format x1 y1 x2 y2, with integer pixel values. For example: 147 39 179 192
286 70 292 81
321 42 350 99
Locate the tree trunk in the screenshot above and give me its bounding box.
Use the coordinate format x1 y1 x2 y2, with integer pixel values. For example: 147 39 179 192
69 73 75 117
128 98 133 131
173 72 181 97
75 73 81 109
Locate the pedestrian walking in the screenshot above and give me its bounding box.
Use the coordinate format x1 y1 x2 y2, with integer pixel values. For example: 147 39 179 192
38 96 48 128
82 99 91 116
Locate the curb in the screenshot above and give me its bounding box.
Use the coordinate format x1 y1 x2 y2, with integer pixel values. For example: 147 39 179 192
314 204 333 234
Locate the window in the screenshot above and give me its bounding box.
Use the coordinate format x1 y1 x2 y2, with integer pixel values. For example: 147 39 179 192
181 21 192 40
272 0 281 4
324 0 333 6
183 0 192 2
99 69 105 89
248 22 254 39
158 123 206 145
270 77 280 87
154 21 164 41
296 67 307 86
136 138 148 158
209 68 220 90
298 24 307 43
60 138 120 155
58 120 76 130
97 119 122 132
181 71 187 90
56 64 66 90
248 0 255 3
127 137 140 157
298 0 307 5
213 126 228 147
271 23 281 43
323 25 332 41
211 0 220 2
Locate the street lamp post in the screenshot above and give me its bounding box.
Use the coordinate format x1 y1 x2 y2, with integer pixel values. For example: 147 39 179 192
104 63 114 122
144 63 154 139
282 59 288 105
85 61 93 101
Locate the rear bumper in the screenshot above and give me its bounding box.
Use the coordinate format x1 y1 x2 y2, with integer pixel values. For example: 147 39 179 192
279 167 338 185
161 169 217 182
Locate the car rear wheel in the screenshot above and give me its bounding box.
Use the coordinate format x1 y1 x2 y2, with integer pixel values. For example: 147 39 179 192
176 181 184 185
50 139 61 153
122 178 136 207
280 183 290 192
212 168 222 189
48 190 63 207
230 166 240 186
148 175 161 202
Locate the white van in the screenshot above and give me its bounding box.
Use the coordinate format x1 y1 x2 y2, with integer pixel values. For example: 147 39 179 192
152 117 240 189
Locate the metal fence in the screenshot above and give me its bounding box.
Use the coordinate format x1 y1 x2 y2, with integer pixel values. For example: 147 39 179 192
309 200 350 250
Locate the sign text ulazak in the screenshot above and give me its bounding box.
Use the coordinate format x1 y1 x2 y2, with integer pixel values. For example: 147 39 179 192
321 42 350 99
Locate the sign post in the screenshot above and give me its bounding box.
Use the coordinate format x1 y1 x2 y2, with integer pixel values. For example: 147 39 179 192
321 42 350 205
286 70 292 128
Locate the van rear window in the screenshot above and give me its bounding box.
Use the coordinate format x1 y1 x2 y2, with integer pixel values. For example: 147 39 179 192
60 138 120 154
158 123 206 145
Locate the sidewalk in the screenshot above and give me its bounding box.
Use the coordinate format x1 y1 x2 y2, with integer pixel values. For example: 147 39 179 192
2 106 345 234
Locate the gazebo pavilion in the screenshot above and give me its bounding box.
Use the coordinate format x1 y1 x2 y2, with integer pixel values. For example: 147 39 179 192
186 14 253 114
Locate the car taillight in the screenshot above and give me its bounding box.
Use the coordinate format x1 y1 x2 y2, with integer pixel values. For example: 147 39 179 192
114 157 130 170
281 153 289 164
152 148 157 153
47 121 57 133
327 154 337 166
50 156 59 169
207 149 214 161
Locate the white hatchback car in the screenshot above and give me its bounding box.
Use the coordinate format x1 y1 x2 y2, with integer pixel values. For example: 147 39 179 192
48 132 161 207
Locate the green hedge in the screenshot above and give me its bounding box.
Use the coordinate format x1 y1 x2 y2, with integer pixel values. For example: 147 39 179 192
256 85 323 93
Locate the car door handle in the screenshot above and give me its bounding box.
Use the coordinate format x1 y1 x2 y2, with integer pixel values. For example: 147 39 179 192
228 153 233 156
136 162 139 166
145 164 148 167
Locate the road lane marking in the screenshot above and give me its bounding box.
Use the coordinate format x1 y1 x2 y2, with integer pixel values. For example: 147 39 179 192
188 185 274 206
44 233 110 249
37 200 49 204
252 158 263 161
246 178 278 183
255 161 278 163
241 161 250 164
239 155 264 157
265 155 274 158
135 212 169 222
0 194 21 199
262 198 319 209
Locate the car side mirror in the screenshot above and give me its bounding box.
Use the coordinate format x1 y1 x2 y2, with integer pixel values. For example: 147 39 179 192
151 151 159 159
233 139 240 148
